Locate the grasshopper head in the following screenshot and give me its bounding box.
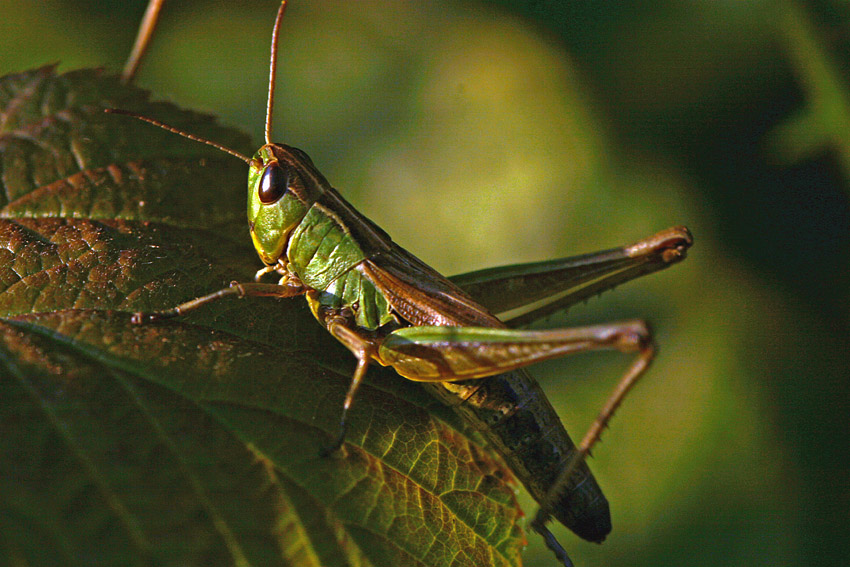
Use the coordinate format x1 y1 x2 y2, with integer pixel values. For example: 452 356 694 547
247 143 324 266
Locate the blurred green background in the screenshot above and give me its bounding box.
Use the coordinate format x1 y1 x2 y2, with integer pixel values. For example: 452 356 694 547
2 0 848 565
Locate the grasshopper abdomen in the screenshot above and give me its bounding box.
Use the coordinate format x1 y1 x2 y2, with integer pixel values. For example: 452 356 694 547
427 370 611 542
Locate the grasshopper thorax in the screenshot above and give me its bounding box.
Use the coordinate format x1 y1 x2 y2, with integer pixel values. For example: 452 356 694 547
247 143 326 266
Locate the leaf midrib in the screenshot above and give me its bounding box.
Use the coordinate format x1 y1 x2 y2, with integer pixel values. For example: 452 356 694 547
7 315 519 566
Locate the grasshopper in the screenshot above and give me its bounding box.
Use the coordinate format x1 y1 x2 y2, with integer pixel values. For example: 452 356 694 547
110 2 692 564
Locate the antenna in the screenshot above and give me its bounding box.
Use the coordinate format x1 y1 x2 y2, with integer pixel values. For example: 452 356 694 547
104 109 255 166
265 1 288 145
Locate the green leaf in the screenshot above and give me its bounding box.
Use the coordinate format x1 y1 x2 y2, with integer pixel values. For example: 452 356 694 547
0 67 523 567
765 0 850 187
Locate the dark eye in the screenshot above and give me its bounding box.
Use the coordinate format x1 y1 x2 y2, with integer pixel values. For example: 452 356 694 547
259 163 288 204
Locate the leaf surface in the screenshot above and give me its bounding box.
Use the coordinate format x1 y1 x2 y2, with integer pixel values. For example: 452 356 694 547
0 67 523 567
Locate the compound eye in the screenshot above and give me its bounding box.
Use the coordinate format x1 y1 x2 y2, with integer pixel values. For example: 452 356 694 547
258 163 288 204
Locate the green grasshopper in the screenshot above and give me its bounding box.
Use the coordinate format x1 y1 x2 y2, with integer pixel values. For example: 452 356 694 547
109 2 692 564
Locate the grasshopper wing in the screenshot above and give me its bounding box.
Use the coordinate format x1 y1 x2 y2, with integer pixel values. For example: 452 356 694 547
362 244 504 328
